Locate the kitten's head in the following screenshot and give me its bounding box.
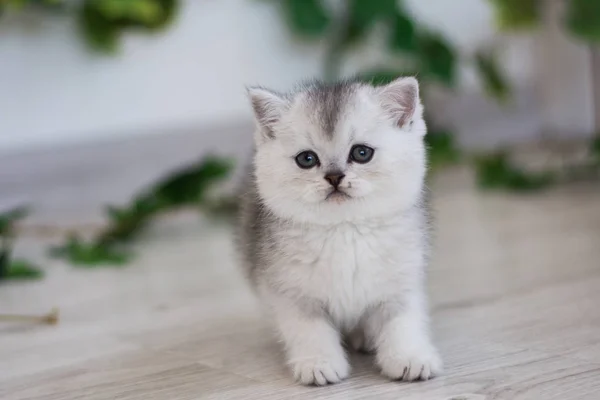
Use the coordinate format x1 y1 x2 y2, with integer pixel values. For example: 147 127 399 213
248 77 427 224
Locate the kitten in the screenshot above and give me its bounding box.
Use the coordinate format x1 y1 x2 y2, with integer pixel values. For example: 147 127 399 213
237 77 442 386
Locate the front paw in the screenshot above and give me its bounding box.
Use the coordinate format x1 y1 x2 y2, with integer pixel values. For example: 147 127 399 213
289 353 350 386
377 342 442 381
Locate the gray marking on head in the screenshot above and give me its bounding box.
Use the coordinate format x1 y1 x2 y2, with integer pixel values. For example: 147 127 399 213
299 78 361 140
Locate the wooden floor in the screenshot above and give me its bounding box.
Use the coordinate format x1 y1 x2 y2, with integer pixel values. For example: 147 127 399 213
1 168 600 399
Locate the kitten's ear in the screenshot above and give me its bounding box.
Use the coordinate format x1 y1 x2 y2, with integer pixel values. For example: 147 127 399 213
377 77 420 129
247 87 287 142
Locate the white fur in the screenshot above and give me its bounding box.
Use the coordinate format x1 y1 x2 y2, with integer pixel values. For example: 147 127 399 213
244 78 442 385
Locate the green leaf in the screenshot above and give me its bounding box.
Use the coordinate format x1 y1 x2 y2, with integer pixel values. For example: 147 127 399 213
50 235 131 266
51 155 232 267
5 0 27 9
388 8 417 53
281 0 330 39
78 0 179 53
565 0 600 43
417 32 457 86
93 0 127 19
152 156 233 205
79 1 120 53
359 69 418 86
348 0 396 27
360 69 401 85
474 152 555 192
426 129 460 168
0 206 30 236
0 239 43 281
591 136 600 161
338 0 398 49
1 0 66 11
4 260 44 280
474 51 511 102
0 242 11 279
488 0 541 31
128 0 163 25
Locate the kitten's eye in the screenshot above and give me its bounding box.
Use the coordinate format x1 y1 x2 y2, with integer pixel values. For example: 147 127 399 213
295 151 320 169
349 145 374 164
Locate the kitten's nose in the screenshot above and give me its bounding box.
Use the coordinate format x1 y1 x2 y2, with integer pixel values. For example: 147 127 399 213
324 172 345 188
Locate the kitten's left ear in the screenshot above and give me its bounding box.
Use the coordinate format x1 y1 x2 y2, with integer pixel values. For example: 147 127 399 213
377 77 420 129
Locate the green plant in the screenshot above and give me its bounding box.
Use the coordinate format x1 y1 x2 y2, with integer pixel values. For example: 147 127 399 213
474 152 555 192
51 156 233 266
490 0 600 43
426 129 461 169
0 206 44 281
0 0 179 53
566 0 600 43
263 0 510 173
592 136 600 160
80 0 178 53
486 0 600 189
489 0 541 31
268 0 508 96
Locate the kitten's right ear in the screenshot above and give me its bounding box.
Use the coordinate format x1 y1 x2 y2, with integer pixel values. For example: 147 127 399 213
247 87 287 143
376 77 420 130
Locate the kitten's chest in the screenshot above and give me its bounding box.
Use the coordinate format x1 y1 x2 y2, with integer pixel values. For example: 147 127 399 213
278 220 421 323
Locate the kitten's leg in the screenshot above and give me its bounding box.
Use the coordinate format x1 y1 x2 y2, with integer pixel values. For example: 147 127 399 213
268 296 350 385
367 291 442 381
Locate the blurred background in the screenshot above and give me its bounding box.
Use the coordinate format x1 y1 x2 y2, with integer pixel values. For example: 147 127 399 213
1 0 600 299
1 1 600 397
1 0 600 301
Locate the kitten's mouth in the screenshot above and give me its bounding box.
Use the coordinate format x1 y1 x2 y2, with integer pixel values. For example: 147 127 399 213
325 189 351 202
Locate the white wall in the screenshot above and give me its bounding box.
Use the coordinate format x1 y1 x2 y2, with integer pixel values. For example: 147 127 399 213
0 0 535 152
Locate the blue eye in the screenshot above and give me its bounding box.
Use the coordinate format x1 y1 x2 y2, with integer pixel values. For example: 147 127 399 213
295 151 319 169
349 145 374 164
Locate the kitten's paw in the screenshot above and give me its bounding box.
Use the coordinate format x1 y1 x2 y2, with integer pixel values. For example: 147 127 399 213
290 354 350 386
377 343 442 381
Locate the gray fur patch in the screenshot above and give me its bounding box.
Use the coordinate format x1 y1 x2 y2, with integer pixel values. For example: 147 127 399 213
299 79 361 140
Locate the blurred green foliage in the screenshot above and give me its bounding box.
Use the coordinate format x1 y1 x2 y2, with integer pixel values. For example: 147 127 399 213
416 33 456 85
388 7 417 53
474 51 510 102
426 130 461 169
489 0 600 43
592 136 600 161
0 0 178 53
267 0 510 173
0 258 44 280
565 0 600 43
0 206 29 236
281 0 330 38
0 206 44 281
474 152 555 192
51 156 233 266
50 235 131 266
269 0 508 98
488 0 540 30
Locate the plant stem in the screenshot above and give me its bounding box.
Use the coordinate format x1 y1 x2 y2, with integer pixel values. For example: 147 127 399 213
324 47 343 82
0 308 59 325
323 3 352 82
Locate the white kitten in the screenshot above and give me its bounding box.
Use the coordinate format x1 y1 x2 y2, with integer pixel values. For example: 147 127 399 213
237 77 442 386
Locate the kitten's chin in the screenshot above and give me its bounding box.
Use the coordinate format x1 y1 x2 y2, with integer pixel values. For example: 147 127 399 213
264 194 415 226
324 190 352 203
